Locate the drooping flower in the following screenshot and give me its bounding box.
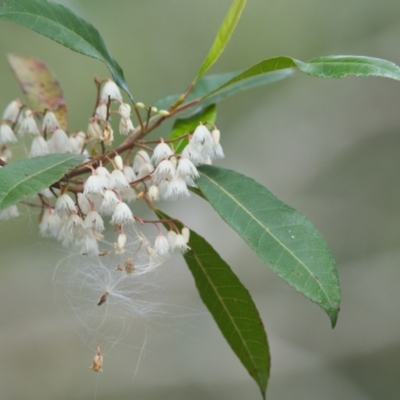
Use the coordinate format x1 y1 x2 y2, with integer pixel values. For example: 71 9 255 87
0 123 17 145
42 111 60 132
0 205 19 220
118 103 131 119
100 80 122 102
84 210 105 232
176 157 199 180
18 111 39 136
29 135 49 158
2 99 21 123
39 208 61 238
48 129 72 153
110 202 134 225
154 234 170 257
153 159 175 182
55 193 77 217
164 176 190 199
151 142 173 165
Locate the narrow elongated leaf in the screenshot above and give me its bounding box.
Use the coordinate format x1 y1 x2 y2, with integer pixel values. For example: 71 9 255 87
196 166 341 327
203 55 400 100
194 0 247 82
156 209 269 399
154 68 291 111
0 0 133 100
168 104 217 154
7 54 68 131
0 154 85 210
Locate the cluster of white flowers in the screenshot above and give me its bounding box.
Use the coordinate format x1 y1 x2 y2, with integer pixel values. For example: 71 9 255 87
0 77 226 369
0 100 87 160
0 78 225 262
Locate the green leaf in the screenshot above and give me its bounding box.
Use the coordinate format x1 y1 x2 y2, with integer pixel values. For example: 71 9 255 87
196 166 341 327
194 0 247 82
297 55 400 79
154 69 291 111
0 154 85 210
168 104 217 154
156 209 270 398
0 0 133 100
203 55 400 100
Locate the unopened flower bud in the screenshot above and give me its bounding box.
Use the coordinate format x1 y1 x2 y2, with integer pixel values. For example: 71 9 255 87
158 110 170 117
136 102 145 109
211 129 220 145
151 106 158 113
114 232 127 253
114 155 124 171
181 227 190 243
148 185 159 202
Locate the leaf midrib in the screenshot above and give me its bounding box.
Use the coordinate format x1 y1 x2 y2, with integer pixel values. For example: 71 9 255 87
189 247 266 391
199 171 332 305
0 155 78 204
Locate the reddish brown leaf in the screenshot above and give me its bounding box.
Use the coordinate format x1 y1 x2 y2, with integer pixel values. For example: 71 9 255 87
7 54 68 130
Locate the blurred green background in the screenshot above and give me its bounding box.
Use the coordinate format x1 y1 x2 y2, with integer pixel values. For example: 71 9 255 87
1 0 400 399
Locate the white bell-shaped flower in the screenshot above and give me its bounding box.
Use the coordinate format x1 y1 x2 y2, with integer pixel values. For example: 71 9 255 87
151 142 173 165
42 111 60 132
0 123 17 145
110 202 134 225
48 129 72 153
100 80 122 102
55 193 77 217
164 176 190 199
154 234 170 257
2 99 21 122
29 134 49 158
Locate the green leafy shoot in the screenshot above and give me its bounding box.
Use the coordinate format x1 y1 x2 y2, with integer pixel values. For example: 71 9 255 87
155 68 291 112
0 154 85 211
0 0 134 100
203 55 400 101
194 0 247 83
156 209 270 399
195 166 341 327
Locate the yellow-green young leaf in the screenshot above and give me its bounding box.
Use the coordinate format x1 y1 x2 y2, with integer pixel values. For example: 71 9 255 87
0 0 133 101
194 0 247 82
0 154 85 210
8 54 68 131
168 104 217 154
196 166 341 327
156 209 270 399
203 55 400 101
